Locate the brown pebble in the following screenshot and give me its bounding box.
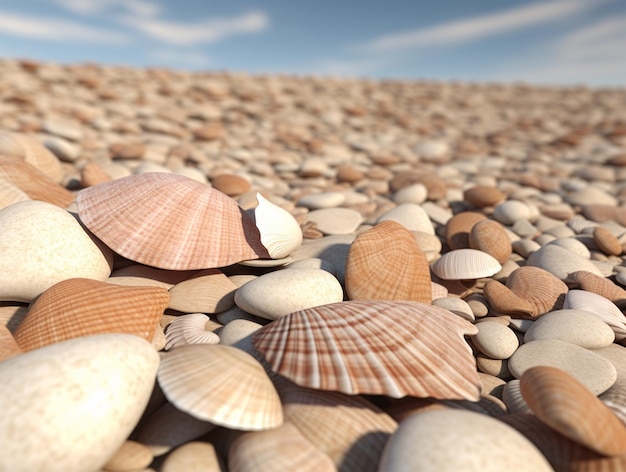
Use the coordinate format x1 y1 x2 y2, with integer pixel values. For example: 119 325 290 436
211 174 251 196
110 142 145 160
336 164 364 183
80 161 112 188
464 186 506 208
593 226 622 256
102 440 153 471
193 122 225 141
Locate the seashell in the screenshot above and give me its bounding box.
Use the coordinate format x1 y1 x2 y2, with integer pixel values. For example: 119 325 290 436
157 344 283 430
501 413 626 472
109 264 198 290
250 192 303 259
253 300 480 400
444 211 486 250
526 244 603 281
0 155 74 207
548 237 591 258
564 289 626 340
502 379 531 414
568 216 599 234
593 226 623 256
164 313 220 350
568 270 626 303
463 185 506 208
468 219 512 264
0 131 64 183
0 325 22 361
345 220 432 302
379 409 553 472
431 281 449 299
0 179 30 211
14 278 169 352
228 422 335 472
76 173 270 270
0 334 159 472
161 441 222 472
274 376 397 472
520 365 626 456
0 200 113 303
431 249 502 280
483 280 535 317
168 269 237 313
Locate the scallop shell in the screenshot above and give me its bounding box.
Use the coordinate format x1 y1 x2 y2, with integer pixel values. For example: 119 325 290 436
253 300 480 400
250 193 303 259
228 422 335 472
0 155 74 207
469 219 512 264
564 289 626 340
164 313 220 350
568 216 599 234
345 220 432 302
75 173 270 270
0 131 64 183
0 325 22 361
568 270 626 303
274 375 397 472
520 365 626 456
431 249 502 280
483 280 535 317
157 344 283 430
13 278 169 352
445 211 486 250
168 269 237 313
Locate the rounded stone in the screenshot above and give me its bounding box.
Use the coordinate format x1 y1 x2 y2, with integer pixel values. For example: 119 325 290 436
526 244 603 281
0 200 113 302
472 321 519 359
377 203 434 235
297 192 346 209
234 268 344 320
378 409 552 472
0 334 159 472
218 319 263 354
493 200 531 225
524 309 615 348
508 339 617 395
393 183 428 205
307 208 363 235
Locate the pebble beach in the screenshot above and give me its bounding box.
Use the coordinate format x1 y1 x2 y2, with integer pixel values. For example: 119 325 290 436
1 57 626 471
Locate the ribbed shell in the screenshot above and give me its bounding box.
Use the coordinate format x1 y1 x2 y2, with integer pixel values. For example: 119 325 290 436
445 211 486 250
469 219 512 264
164 313 220 350
0 325 21 361
157 344 283 430
500 266 567 317
345 220 432 302
75 173 269 270
0 155 74 207
228 422 335 472
431 248 502 280
13 278 169 351
569 270 626 302
0 131 64 183
253 300 480 400
520 366 626 456
483 280 535 317
564 290 626 340
168 269 237 313
251 193 303 259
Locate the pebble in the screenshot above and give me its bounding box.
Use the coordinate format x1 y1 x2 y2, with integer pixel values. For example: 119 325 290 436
297 191 346 209
524 309 615 348
393 183 428 204
471 322 519 359
526 244 603 281
492 200 531 225
307 207 363 235
377 203 434 234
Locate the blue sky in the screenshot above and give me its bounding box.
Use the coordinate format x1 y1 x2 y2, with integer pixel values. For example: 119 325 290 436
0 0 624 86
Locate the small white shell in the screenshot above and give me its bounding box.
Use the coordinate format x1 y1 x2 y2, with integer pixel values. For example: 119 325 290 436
431 249 502 280
252 193 303 259
563 290 626 340
164 313 220 350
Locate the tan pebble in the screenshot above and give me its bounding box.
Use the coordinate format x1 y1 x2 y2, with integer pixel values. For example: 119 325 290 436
464 294 489 317
103 440 153 471
193 122 225 141
476 356 512 380
478 372 506 398
110 142 145 159
80 161 112 187
593 226 622 256
493 200 531 225
161 441 222 472
445 211 486 250
211 174 251 196
168 269 237 314
336 164 363 182
463 186 505 208
469 219 512 264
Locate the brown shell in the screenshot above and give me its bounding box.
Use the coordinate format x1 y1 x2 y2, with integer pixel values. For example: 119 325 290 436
463 186 506 208
0 325 22 361
345 220 432 302
483 280 535 317
469 219 512 264
445 211 486 250
253 300 480 400
13 278 169 351
520 365 626 456
593 227 622 256
569 271 626 303
168 269 237 313
75 172 270 270
0 155 74 207
0 131 64 183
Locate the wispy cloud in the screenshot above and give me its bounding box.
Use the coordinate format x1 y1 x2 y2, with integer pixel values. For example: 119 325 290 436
53 0 161 17
360 0 599 53
0 9 128 43
118 10 269 46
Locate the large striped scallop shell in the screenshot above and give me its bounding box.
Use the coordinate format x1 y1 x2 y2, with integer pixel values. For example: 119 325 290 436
163 313 220 351
431 248 502 280
0 131 64 183
157 344 283 430
520 366 626 456
564 289 626 340
75 173 270 270
253 300 480 400
344 220 432 302
250 193 303 259
13 278 169 351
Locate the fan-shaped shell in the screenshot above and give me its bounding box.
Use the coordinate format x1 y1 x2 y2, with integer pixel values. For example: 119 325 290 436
253 300 480 400
483 280 535 317
13 278 169 351
75 173 270 270
431 249 502 280
168 269 237 313
345 220 432 302
0 155 73 207
0 131 64 183
520 366 626 456
445 211 486 250
469 219 512 264
251 193 303 259
569 271 626 302
157 344 283 430
564 289 626 340
164 313 220 350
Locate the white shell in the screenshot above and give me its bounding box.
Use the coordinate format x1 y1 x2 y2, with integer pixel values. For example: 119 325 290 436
252 193 303 259
164 313 220 350
431 249 502 280
563 289 626 340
